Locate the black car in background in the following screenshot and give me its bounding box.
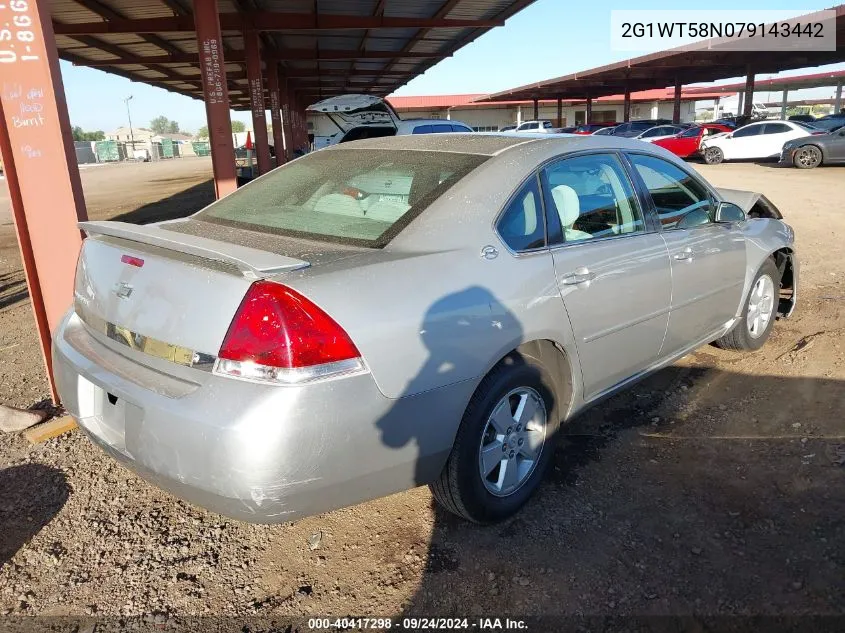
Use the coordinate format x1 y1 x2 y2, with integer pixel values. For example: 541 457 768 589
609 119 673 137
780 123 845 169
788 114 817 123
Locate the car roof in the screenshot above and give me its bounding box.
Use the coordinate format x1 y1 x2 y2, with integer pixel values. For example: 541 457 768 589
324 132 677 157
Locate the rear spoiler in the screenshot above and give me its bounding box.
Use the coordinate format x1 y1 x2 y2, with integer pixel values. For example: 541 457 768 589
79 221 310 280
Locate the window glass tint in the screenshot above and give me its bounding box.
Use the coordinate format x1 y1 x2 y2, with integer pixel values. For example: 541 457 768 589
497 178 545 251
430 124 453 133
450 124 471 132
525 122 539 129
732 124 763 138
542 153 644 243
628 154 715 230
763 123 791 134
198 149 486 247
679 127 702 138
543 121 552 128
412 125 432 134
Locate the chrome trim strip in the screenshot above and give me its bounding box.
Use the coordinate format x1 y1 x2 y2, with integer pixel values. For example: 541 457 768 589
74 300 216 372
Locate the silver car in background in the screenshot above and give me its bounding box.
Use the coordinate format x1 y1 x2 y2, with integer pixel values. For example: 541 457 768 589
53 134 798 524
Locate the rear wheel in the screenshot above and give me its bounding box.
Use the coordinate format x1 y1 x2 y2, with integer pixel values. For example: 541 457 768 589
793 145 822 169
703 146 724 164
715 258 780 351
431 353 559 523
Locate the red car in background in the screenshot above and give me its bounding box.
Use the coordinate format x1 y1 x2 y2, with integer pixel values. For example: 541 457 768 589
652 124 733 158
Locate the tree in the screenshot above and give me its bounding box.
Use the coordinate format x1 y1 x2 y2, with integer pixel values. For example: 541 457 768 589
197 126 209 139
72 126 105 141
150 115 170 135
167 120 180 134
231 120 246 133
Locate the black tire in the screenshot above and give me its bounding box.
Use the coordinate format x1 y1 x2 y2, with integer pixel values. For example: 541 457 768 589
792 145 822 169
703 146 724 165
714 258 780 351
430 352 560 523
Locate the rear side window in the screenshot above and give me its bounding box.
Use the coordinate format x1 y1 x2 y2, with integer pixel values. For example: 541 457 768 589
497 178 545 251
412 125 432 134
732 125 763 138
627 154 715 230
430 124 453 133
679 127 701 138
197 149 487 248
450 124 472 132
763 123 791 134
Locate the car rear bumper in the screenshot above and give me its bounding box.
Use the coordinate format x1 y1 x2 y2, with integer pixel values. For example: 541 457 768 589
53 311 472 522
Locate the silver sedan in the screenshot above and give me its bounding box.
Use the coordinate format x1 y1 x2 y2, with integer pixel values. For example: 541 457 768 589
53 134 798 524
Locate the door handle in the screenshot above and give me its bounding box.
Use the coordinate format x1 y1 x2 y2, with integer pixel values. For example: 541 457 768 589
562 267 596 286
674 247 694 261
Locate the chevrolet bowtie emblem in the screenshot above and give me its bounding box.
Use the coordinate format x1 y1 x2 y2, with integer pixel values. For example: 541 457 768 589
113 282 133 299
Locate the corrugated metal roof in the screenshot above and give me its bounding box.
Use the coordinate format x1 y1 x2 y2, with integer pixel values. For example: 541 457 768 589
52 0 537 109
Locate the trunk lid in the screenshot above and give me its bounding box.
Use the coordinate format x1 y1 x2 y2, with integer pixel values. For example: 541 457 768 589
307 94 400 149
73 221 311 367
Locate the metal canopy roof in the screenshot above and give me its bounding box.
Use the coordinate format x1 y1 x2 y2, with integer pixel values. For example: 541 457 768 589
52 0 536 110
478 5 845 103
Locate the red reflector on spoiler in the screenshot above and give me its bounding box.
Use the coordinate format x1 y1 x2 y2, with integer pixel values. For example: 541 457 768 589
121 255 144 267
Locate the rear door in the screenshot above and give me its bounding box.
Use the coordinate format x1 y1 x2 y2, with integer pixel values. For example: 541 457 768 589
758 122 799 158
541 152 672 399
625 153 746 355
723 123 764 158
827 127 845 160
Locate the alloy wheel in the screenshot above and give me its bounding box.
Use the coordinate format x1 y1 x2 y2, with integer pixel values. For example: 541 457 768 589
478 387 547 497
747 274 775 338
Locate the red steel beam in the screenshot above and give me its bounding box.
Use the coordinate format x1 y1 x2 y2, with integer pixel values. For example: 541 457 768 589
244 29 271 175
52 13 503 35
194 0 237 198
266 61 285 167
73 49 442 66
0 0 89 402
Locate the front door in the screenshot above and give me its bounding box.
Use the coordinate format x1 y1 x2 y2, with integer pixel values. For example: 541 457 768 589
826 128 845 160
724 122 764 159
541 152 672 400
625 153 746 355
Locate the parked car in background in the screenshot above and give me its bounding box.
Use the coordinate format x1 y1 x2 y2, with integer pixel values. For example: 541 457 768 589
307 94 473 149
55 133 797 525
809 113 845 132
652 124 734 158
787 114 816 123
779 124 845 168
559 126 577 133
591 126 617 136
633 124 686 142
701 120 824 164
500 125 517 132
610 119 673 138
514 120 555 132
573 123 619 135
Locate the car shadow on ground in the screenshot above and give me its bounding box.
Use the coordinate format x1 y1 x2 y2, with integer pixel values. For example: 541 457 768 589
0 464 70 570
110 180 216 226
393 361 845 619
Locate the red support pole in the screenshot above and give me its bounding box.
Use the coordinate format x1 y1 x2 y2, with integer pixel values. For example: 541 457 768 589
556 98 563 127
585 95 593 124
0 0 88 402
194 0 236 198
743 66 755 119
266 61 285 167
532 98 538 121
244 28 271 175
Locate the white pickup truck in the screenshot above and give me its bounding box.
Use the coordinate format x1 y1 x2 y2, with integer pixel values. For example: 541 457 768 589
513 120 557 133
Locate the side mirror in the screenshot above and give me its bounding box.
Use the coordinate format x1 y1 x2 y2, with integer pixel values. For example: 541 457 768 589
716 201 746 223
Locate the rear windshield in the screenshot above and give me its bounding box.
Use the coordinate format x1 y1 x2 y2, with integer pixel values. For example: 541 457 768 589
196 149 487 247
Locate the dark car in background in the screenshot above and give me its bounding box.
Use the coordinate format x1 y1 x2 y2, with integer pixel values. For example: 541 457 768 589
572 123 619 135
788 114 817 123
780 124 845 168
810 113 845 132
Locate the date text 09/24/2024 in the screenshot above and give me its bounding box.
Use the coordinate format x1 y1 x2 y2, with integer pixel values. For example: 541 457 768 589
308 618 529 630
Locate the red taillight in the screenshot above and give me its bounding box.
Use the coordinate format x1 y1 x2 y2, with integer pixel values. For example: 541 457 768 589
217 281 361 382
121 254 144 267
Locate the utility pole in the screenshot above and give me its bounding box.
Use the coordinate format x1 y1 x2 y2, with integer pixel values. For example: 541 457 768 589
124 95 135 156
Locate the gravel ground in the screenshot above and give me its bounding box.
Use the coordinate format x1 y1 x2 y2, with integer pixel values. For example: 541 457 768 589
1 159 844 627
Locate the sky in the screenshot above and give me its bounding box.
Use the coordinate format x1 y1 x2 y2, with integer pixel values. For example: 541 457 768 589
61 0 845 134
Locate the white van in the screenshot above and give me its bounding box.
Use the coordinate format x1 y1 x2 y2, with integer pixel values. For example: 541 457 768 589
308 94 473 150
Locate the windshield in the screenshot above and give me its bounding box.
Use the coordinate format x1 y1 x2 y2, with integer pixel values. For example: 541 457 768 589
196 149 487 248
679 127 703 138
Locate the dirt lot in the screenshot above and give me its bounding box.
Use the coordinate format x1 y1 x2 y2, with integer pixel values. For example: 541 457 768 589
0 158 843 625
